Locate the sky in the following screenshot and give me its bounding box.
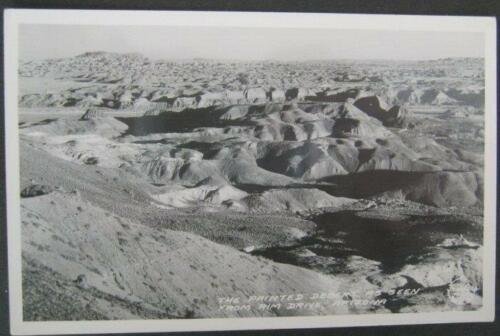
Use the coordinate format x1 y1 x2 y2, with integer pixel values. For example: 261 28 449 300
19 24 485 61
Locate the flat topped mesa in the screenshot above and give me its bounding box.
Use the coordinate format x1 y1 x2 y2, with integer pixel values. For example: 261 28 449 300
76 51 108 57
80 108 105 120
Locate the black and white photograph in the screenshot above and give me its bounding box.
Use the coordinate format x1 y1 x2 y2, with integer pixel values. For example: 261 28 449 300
3 9 497 335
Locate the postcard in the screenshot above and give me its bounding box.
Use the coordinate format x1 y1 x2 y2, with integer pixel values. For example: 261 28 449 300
4 9 496 335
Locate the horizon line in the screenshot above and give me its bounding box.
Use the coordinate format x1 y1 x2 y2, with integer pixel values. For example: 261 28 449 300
20 51 486 63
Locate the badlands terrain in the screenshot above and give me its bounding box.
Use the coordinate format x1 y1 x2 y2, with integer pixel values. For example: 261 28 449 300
18 52 485 320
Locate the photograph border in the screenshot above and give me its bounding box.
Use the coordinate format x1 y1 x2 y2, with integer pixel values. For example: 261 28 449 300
4 9 497 335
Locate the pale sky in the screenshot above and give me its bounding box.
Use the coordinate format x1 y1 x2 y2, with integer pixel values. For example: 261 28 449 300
19 24 485 61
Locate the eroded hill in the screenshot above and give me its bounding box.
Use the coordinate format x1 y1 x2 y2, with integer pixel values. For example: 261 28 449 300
19 53 485 319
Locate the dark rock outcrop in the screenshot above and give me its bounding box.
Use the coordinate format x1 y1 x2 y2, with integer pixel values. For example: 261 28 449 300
21 184 54 198
80 108 105 120
354 96 410 127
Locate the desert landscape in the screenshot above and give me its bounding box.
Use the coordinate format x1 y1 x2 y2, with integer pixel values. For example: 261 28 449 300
18 51 485 320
